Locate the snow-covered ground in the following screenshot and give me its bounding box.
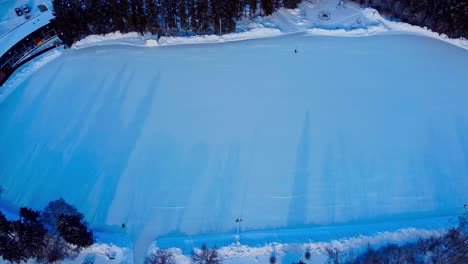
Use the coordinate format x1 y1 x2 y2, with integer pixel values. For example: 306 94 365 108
1 1 468 263
0 0 52 37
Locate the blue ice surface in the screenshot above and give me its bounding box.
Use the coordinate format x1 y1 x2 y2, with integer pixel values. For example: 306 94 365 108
0 33 467 261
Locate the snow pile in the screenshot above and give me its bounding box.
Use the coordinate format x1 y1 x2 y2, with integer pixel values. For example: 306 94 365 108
61 243 131 264
306 25 386 37
73 31 144 49
325 228 444 252
157 27 282 46
145 38 159 47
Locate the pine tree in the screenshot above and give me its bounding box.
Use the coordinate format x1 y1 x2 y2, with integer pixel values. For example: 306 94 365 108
0 208 47 262
56 214 94 248
0 211 26 263
247 0 258 18
41 198 83 235
159 0 178 35
130 0 148 34
273 0 282 10
87 0 112 34
1 203 95 263
284 0 301 9
211 0 237 35
145 0 162 35
191 0 211 34
261 0 274 16
52 0 88 42
178 0 190 35
17 207 47 260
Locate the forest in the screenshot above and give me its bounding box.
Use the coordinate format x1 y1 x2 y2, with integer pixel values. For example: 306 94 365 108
52 0 301 44
53 0 468 46
352 0 468 38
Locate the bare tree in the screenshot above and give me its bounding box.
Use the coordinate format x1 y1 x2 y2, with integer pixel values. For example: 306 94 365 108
144 249 175 264
191 244 221 264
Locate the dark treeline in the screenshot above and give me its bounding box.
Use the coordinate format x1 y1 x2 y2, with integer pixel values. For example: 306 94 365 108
0 199 93 263
52 0 302 45
352 0 468 38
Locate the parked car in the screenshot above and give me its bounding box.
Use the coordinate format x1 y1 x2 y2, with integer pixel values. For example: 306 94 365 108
22 5 30 14
15 7 23 16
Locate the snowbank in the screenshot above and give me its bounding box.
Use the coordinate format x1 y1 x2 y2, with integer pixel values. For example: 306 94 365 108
73 32 144 49
306 25 386 37
0 48 62 105
148 227 446 264
157 28 282 46
71 27 282 49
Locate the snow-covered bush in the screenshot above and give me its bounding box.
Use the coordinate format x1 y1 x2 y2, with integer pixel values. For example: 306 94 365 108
41 198 83 234
37 234 78 263
191 244 221 264
325 247 343 264
144 249 175 264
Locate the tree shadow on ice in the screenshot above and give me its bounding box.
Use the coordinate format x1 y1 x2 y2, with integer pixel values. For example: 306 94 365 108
287 111 311 227
0 62 116 208
71 68 161 224
147 141 210 236
407 119 468 216
213 145 242 231
197 144 241 234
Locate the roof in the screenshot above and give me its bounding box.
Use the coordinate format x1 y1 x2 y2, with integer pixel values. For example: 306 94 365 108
0 10 54 56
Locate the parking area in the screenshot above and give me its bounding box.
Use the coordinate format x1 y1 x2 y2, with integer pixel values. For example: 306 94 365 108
0 0 51 36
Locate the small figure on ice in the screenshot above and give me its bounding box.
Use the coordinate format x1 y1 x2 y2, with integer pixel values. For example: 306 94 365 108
235 218 243 239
